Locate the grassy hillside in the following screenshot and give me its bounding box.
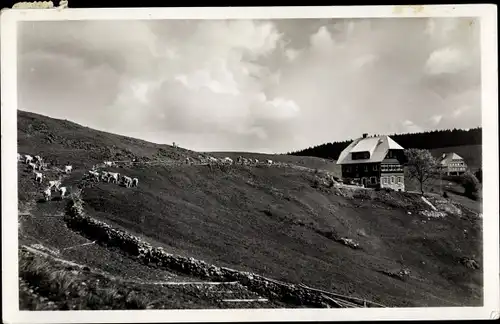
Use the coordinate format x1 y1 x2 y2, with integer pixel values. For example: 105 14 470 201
17 110 483 309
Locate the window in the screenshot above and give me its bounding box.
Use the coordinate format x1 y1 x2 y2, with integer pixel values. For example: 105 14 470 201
370 177 377 184
382 177 388 184
345 167 351 172
364 165 368 172
352 152 370 160
390 176 395 184
398 176 403 183
373 164 378 171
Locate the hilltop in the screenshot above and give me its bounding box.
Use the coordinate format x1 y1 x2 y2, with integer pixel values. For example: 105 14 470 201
17 110 482 309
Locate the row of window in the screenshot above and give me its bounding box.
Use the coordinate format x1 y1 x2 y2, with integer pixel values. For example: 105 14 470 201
358 175 404 185
344 164 402 173
449 167 466 172
449 162 464 167
381 164 402 172
381 176 403 185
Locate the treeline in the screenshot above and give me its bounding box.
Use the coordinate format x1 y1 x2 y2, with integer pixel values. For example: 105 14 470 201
288 127 482 160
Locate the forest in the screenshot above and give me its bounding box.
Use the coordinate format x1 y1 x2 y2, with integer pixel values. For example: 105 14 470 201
288 127 482 160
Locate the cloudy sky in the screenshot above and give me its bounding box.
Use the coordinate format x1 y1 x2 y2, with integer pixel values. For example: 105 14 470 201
18 17 481 153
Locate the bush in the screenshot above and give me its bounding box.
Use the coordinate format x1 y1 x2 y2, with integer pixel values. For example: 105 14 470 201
311 178 320 188
66 189 84 217
474 168 482 183
460 172 480 199
443 191 449 198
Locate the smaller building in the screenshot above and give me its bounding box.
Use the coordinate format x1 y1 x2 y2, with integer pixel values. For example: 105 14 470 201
439 152 467 176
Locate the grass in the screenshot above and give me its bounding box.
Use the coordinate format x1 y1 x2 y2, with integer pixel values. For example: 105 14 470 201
17 110 483 308
19 249 151 310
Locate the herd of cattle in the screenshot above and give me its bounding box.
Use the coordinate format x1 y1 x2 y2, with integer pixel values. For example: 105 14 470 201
18 151 277 202
17 154 140 202
188 155 273 167
18 153 70 201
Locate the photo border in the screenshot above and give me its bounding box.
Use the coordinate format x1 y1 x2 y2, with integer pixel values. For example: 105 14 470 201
2 5 498 323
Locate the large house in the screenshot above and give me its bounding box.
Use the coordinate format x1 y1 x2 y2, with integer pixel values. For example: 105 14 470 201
439 152 467 176
336 133 406 191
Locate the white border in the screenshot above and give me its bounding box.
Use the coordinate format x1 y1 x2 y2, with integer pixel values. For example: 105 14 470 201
1 5 498 323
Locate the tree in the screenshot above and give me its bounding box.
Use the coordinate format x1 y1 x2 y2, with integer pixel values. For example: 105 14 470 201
461 171 480 200
404 148 438 195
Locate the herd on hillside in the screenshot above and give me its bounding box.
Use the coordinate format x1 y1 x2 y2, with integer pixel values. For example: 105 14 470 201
17 152 275 202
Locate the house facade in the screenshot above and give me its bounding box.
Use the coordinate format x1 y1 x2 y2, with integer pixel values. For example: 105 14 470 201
336 134 406 191
439 153 467 176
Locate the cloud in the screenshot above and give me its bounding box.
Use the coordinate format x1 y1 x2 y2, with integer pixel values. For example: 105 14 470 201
425 47 469 75
402 120 424 133
18 17 481 153
430 115 443 125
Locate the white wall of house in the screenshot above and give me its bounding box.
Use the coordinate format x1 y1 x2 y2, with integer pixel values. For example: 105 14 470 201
380 172 405 191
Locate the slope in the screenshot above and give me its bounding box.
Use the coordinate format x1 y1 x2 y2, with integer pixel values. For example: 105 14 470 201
17 110 483 308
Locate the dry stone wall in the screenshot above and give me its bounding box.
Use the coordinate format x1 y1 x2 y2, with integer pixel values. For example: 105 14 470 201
63 200 379 308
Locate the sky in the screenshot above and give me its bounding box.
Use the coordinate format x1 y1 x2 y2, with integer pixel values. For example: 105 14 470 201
17 17 481 153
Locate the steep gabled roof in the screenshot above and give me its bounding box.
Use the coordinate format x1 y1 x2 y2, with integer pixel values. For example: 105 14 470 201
336 135 404 165
439 152 465 165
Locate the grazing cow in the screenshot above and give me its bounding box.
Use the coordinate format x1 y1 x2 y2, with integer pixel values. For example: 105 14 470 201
48 180 62 191
223 157 233 165
131 177 139 187
267 159 273 166
107 172 119 184
121 175 133 188
64 165 73 174
208 157 218 163
28 162 38 171
37 162 47 171
34 171 43 183
255 159 259 164
43 187 52 201
25 155 33 164
103 161 113 167
59 186 67 199
17 153 21 162
34 155 42 163
101 171 110 181
88 170 100 182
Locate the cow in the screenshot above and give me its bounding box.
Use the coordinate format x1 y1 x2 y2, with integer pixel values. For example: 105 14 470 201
34 171 43 183
48 179 62 191
43 187 52 201
121 175 133 188
107 172 119 184
59 186 67 199
25 155 33 164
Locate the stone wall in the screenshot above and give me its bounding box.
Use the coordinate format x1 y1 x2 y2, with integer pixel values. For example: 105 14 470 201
63 199 382 308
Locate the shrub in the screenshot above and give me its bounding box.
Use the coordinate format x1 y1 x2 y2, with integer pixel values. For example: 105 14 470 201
460 171 480 199
311 178 320 188
443 191 449 198
474 168 482 183
66 189 84 217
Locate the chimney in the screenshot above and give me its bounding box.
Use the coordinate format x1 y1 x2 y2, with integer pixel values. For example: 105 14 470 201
362 133 368 139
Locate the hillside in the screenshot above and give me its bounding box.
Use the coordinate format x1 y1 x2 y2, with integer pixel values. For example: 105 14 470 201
17 110 483 309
